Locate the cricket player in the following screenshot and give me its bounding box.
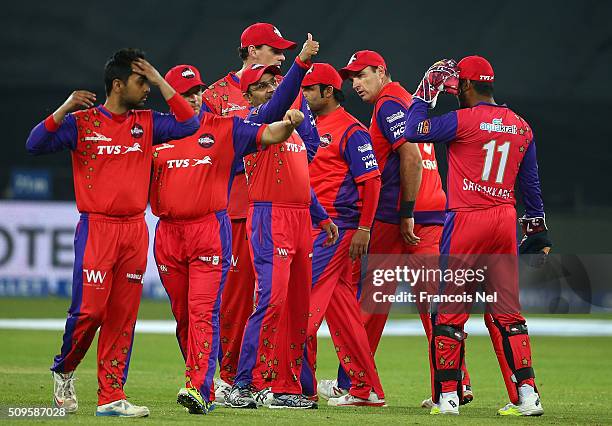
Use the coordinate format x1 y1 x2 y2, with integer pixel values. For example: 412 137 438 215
300 63 386 407
202 23 299 396
25 48 199 417
403 56 550 416
151 64 307 414
328 50 472 404
227 55 338 410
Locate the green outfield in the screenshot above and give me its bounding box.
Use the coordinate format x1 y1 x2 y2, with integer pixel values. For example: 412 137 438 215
1 298 611 424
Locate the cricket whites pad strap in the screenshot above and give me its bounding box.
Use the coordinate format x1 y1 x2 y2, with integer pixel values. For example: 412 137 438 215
513 367 536 383
434 368 463 382
433 324 466 341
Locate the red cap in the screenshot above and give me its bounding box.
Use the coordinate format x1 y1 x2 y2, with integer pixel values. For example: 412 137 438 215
457 55 494 82
240 63 282 92
240 23 297 50
164 65 204 94
339 50 387 80
301 63 343 90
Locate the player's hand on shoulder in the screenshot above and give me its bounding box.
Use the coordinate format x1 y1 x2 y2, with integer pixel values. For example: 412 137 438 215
60 90 97 113
413 58 459 108
400 217 420 245
519 216 552 267
298 33 319 62
131 58 164 86
284 109 305 128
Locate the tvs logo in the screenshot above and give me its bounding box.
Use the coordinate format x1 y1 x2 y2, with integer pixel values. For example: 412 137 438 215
319 133 332 148
131 123 144 139
198 133 215 148
181 67 196 79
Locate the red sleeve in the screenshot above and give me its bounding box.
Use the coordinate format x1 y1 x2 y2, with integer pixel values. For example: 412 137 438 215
294 56 312 70
255 124 269 150
44 114 60 132
166 93 196 122
358 175 381 228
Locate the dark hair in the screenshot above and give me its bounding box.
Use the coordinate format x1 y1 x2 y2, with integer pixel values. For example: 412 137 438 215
104 48 146 95
317 84 345 103
238 45 264 61
472 80 494 97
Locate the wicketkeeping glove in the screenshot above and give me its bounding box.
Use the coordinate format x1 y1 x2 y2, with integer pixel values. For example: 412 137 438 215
519 216 552 267
413 59 459 108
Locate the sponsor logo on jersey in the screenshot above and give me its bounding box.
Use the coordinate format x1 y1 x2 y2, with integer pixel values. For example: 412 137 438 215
385 111 405 123
181 67 196 79
423 143 433 155
166 156 212 168
131 123 144 138
198 133 215 148
417 119 431 135
84 132 112 142
221 103 248 115
83 269 107 287
158 264 169 274
480 118 517 134
96 143 143 155
357 143 373 153
361 152 378 169
422 159 437 170
198 255 220 265
319 133 332 148
284 141 306 153
156 143 175 151
275 247 289 258
126 270 144 284
393 126 405 139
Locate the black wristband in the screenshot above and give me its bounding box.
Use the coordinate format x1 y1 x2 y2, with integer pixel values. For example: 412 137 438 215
399 200 415 218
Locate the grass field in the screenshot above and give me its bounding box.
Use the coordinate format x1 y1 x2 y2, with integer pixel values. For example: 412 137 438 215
1 298 611 424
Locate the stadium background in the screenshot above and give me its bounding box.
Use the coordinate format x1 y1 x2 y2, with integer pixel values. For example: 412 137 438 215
1 2 611 423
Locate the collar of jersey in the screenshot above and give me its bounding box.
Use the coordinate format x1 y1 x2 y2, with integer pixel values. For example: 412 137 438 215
97 105 130 122
316 105 344 122
474 101 508 108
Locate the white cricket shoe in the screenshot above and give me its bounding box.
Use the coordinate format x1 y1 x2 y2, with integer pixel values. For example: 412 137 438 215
498 393 543 416
95 399 150 417
253 387 275 407
421 397 435 408
328 391 386 407
317 379 348 400
430 393 459 415
422 385 473 408
52 371 78 414
214 378 231 405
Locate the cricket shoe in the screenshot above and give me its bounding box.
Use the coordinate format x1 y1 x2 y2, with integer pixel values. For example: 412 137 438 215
95 399 150 417
226 385 257 409
269 393 318 409
52 371 78 414
214 378 231 406
317 379 348 400
177 387 215 415
429 393 459 415
498 393 543 416
253 387 275 407
328 391 386 407
422 385 473 408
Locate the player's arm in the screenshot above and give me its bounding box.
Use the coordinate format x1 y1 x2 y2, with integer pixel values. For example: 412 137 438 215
404 98 458 144
310 188 339 247
341 128 382 259
517 138 552 257
131 58 199 144
26 90 94 154
377 99 422 244
251 34 318 124
295 94 320 161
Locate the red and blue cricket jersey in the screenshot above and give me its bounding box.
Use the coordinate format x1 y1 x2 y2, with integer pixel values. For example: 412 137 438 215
26 102 200 216
309 106 380 228
150 111 266 220
404 99 545 217
370 82 447 225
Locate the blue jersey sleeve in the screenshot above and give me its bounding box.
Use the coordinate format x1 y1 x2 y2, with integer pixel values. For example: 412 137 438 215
246 60 308 125
376 99 409 149
232 117 264 158
404 98 458 144
517 138 545 217
309 187 329 225
152 111 200 144
296 96 319 162
342 129 379 181
26 114 77 155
